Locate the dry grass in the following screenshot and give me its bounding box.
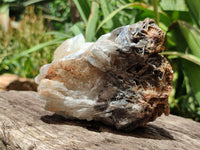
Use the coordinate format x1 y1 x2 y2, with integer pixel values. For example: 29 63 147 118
0 6 57 77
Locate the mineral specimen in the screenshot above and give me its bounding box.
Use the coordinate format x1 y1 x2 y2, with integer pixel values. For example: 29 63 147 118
35 18 173 131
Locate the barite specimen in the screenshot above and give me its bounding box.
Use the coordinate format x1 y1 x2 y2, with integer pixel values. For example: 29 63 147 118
35 18 173 131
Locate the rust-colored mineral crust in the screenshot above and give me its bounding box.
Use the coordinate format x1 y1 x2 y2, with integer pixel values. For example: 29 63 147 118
35 18 173 131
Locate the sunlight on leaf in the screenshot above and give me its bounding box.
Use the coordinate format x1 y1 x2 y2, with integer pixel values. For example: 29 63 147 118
160 0 188 11
185 0 200 28
85 1 99 42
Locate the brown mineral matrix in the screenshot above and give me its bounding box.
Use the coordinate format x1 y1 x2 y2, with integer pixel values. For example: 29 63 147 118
35 18 173 131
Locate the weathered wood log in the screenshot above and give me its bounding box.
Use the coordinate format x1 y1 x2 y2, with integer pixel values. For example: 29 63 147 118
0 91 200 150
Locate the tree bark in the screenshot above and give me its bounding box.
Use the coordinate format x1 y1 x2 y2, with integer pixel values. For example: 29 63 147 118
0 91 199 150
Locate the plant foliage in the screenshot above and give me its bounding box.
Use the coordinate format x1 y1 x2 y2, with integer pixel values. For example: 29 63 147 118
0 0 200 121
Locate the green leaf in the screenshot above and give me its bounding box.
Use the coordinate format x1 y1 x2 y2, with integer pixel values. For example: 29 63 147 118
96 2 169 32
160 0 188 11
184 62 200 105
178 21 200 58
70 23 84 35
44 31 71 38
73 0 90 24
85 1 99 42
185 0 200 28
175 21 200 104
100 0 113 28
162 51 200 67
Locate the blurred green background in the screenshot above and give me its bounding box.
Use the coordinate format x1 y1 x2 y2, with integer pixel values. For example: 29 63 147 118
0 0 200 121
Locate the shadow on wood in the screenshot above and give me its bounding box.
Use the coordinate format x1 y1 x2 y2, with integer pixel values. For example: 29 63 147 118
41 114 174 140
0 91 200 150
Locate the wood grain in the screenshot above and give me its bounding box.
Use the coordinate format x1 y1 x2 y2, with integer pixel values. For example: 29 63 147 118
0 91 200 150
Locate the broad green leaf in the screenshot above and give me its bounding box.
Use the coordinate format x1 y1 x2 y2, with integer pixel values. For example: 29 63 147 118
70 23 84 35
100 0 113 28
160 0 188 11
178 21 200 58
73 0 90 24
185 0 200 28
184 62 200 105
96 2 169 32
85 1 99 42
175 21 200 104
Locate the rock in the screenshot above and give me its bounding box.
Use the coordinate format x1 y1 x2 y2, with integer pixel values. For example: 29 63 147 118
0 73 37 92
0 91 200 150
35 18 173 130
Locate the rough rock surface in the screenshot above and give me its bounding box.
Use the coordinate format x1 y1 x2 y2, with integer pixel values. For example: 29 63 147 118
0 91 200 150
36 18 173 130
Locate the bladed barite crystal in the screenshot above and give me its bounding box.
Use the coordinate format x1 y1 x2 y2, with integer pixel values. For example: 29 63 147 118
35 18 173 131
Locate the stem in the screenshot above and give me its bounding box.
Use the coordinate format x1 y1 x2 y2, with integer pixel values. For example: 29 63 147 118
151 0 159 25
162 51 200 66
